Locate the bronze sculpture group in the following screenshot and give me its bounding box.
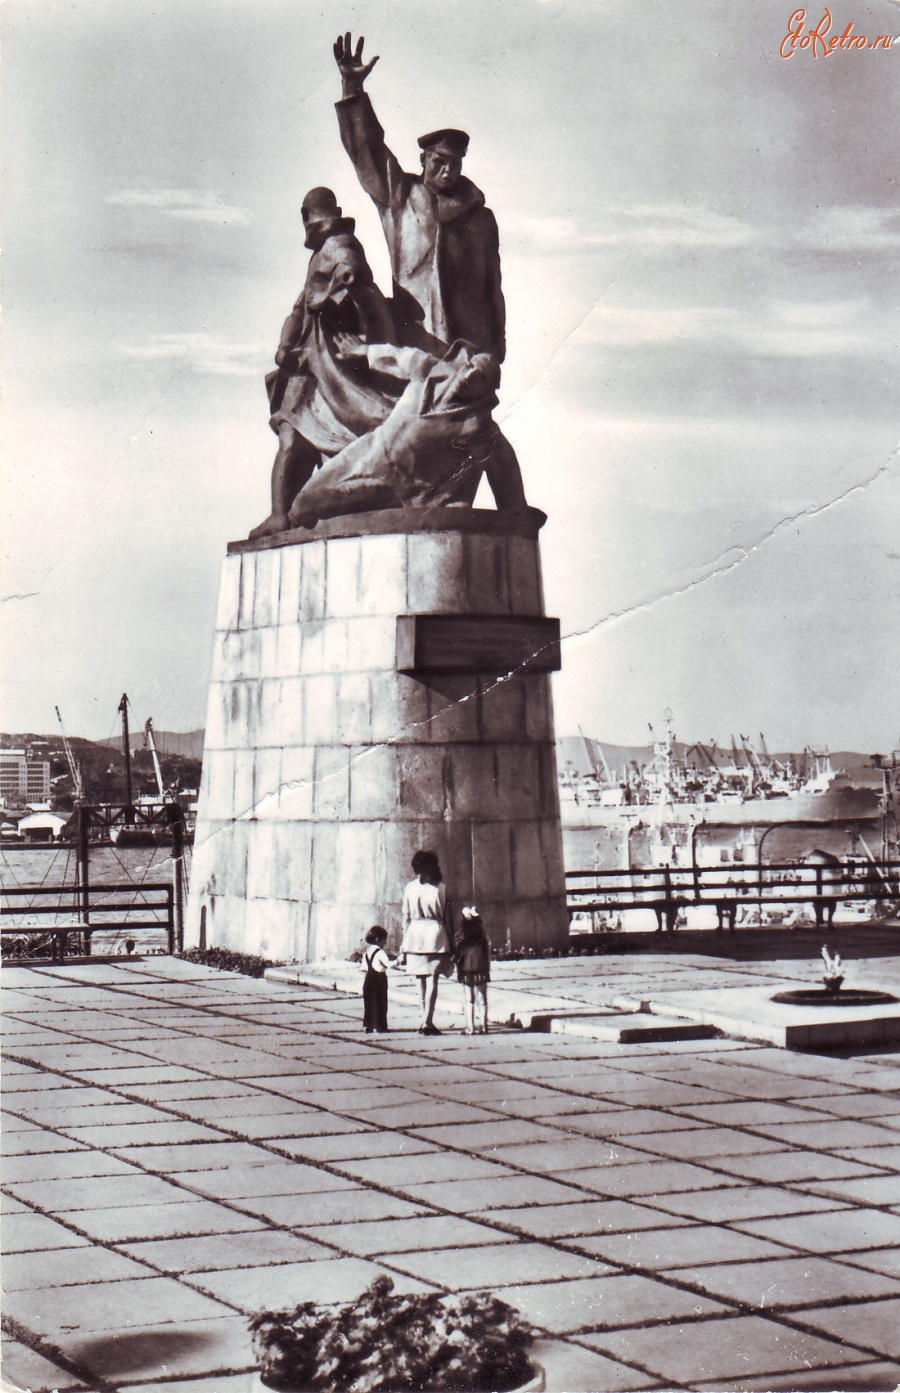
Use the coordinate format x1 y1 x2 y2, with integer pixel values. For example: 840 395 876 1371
250 33 528 538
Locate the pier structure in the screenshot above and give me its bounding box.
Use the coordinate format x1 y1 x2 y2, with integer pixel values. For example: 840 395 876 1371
185 507 569 961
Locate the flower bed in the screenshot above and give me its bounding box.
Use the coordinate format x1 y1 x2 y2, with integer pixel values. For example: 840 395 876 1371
249 1275 537 1393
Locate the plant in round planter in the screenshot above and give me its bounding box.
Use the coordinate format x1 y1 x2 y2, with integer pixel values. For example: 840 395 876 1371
821 944 844 994
249 1275 541 1392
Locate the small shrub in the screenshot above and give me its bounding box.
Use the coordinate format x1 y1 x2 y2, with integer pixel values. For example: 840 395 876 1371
177 946 278 978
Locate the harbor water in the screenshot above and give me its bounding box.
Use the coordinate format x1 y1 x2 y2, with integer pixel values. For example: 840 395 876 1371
1 842 191 953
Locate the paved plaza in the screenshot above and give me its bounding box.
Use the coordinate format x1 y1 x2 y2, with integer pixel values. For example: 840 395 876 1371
2 933 900 1392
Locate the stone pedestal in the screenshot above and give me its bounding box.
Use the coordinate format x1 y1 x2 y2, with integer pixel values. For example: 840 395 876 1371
185 507 569 961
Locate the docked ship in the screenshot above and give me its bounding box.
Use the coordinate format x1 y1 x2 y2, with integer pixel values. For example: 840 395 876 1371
560 712 883 871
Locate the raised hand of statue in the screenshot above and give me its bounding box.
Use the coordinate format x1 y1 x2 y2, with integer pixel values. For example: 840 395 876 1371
334 32 379 99
333 331 367 361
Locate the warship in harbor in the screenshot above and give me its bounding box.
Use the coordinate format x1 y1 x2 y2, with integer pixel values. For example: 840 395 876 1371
560 712 884 871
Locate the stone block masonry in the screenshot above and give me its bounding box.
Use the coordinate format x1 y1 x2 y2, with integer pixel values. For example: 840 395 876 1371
186 508 569 961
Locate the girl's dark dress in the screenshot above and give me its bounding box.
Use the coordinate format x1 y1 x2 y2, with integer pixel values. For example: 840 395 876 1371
362 945 389 1032
456 935 491 986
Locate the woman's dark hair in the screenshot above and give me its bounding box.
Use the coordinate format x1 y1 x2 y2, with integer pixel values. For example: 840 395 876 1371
365 925 388 945
411 849 440 875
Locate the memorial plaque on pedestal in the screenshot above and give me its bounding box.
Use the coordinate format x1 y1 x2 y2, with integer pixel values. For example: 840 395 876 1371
397 615 561 676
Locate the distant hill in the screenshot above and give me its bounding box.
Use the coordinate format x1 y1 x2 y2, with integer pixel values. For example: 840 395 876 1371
1 730 204 804
96 729 205 761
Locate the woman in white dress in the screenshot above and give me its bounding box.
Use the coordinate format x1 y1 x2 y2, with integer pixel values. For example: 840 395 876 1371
401 850 455 1035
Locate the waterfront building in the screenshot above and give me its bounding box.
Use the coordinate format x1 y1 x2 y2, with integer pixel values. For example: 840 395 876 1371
0 748 52 805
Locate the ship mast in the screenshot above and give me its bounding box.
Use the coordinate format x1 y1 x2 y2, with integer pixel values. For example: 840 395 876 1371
118 693 135 823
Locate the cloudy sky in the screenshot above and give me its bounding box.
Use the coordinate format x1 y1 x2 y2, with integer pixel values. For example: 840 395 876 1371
2 0 898 751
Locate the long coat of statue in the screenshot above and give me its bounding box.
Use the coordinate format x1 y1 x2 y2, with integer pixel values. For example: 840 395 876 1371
336 94 506 364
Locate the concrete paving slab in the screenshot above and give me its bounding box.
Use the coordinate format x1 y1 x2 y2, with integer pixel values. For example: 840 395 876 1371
68 1119 228 1146
536 1139 680 1177
183 1255 437 1310
490 1198 695 1239
338 1098 503 1128
735 1206 900 1254
531 1336 665 1391
572 1223 792 1270
642 1185 848 1223
272 1129 434 1162
75 1065 218 1085
126 1375 258 1393
493 1272 728 1333
559 1107 700 1136
561 1159 740 1197
111 1140 287 1173
747 1117 900 1149
32 1102 178 1133
712 1151 888 1185
2 1274 235 1340
841 1142 900 1175
593 1081 739 1109
0 1068 66 1091
7 1172 197 1212
13 1044 168 1072
1 1149 141 1183
799 1092 900 1120
410 1118 579 1150
63 1316 256 1385
188 1110 368 1141
676 1253 900 1309
677 1099 858 1126
2 1244 157 1291
720 1361 900 1391
248 1187 427 1227
620 1126 784 1161
583 1314 873 1385
842 1247 900 1279
300 1213 518 1255
789 1296 900 1359
124 1078 270 1101
390 1243 614 1292
6 1085 115 1113
118 1228 337 1273
172 1161 359 1201
1 1212 91 1252
398 1172 597 1211
59 1199 264 1243
454 1090 613 1120
801 1174 900 1207
0 1334 89 1392
330 1149 515 1186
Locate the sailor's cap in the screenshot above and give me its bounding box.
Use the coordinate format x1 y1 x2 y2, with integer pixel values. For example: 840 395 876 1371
417 127 470 156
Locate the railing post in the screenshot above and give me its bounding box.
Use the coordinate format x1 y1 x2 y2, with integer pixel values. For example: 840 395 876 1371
166 885 175 955
170 806 185 953
663 864 673 932
76 804 91 956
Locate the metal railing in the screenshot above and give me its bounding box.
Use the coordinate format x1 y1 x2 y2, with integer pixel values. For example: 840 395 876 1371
1 881 177 959
567 859 900 931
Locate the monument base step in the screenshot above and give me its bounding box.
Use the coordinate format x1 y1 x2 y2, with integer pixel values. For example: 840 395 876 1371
530 1011 720 1042
617 984 900 1050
